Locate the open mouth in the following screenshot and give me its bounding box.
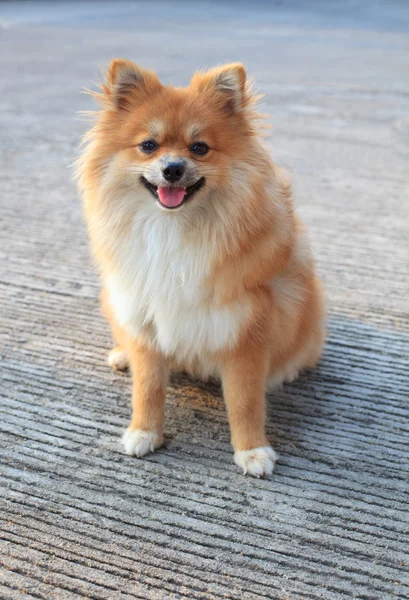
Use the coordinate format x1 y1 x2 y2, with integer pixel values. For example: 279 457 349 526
140 176 205 210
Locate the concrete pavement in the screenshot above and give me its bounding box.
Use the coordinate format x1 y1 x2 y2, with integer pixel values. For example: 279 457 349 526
1 1 408 598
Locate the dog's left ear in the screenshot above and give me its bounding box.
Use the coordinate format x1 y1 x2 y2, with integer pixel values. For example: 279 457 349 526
191 63 247 114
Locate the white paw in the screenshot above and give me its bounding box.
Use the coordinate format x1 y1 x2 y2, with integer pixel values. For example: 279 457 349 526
234 446 278 478
108 347 129 371
122 429 160 457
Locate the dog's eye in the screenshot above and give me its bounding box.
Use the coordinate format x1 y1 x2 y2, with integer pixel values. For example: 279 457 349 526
139 140 158 154
190 142 209 156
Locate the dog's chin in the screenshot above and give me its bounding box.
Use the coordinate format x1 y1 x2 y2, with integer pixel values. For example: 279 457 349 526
140 176 205 210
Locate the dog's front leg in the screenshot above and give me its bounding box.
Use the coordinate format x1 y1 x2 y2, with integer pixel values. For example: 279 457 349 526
122 340 168 457
221 339 277 478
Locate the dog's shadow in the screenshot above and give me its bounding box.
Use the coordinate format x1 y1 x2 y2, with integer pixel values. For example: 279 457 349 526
164 314 409 462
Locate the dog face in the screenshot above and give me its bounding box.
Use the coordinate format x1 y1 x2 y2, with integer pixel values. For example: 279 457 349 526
91 60 259 212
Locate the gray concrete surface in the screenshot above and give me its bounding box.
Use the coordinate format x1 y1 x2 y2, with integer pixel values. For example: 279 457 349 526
1 1 409 598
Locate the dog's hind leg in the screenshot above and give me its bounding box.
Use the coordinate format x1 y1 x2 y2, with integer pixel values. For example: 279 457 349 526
108 346 129 371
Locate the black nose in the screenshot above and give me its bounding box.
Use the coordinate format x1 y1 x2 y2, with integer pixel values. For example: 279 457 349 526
162 162 185 183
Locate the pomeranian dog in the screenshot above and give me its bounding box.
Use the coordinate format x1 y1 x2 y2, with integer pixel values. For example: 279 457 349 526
77 59 325 478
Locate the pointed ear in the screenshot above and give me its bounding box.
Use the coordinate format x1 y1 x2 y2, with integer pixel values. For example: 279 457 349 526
191 63 247 114
105 59 161 111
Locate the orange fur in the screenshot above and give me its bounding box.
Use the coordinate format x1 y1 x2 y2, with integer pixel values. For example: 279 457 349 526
77 60 326 477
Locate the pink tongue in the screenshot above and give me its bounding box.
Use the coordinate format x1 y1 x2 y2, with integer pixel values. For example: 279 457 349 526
157 186 186 208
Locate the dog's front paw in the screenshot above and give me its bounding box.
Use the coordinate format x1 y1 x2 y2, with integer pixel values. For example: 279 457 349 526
234 446 278 478
122 429 162 457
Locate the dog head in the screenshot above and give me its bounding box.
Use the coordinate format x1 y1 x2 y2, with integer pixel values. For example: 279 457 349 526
84 59 263 213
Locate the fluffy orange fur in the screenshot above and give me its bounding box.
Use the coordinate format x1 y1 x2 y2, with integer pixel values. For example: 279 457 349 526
77 59 325 477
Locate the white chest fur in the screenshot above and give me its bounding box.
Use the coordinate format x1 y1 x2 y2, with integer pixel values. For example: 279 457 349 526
105 211 251 365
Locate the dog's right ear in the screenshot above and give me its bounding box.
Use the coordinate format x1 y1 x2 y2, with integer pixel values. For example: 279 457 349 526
104 59 161 111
